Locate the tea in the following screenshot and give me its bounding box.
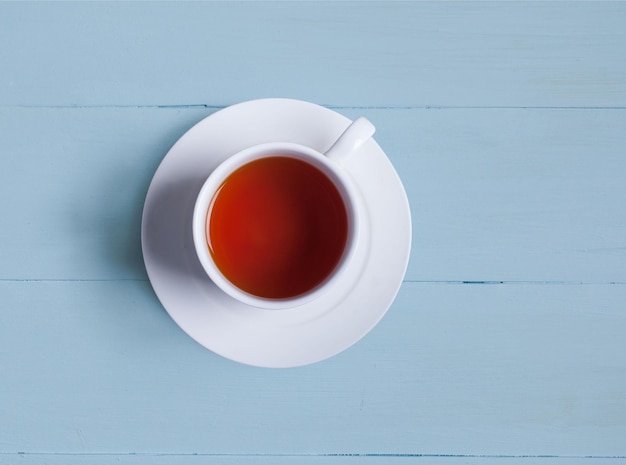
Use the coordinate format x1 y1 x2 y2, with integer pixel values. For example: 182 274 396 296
207 156 348 299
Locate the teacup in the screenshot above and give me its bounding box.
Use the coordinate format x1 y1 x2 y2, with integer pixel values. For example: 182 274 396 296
192 117 375 309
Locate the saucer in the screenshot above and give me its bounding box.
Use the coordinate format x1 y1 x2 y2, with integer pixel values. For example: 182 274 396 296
141 98 411 367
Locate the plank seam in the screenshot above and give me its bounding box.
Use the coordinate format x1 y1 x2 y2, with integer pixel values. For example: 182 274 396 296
2 452 626 459
1 279 625 285
2 105 626 111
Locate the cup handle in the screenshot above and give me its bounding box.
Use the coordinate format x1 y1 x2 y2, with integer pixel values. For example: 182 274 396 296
325 116 376 163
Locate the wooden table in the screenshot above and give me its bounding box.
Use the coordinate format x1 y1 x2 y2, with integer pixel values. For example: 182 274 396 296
1 2 625 464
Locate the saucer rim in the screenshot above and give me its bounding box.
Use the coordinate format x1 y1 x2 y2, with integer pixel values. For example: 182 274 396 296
141 98 411 368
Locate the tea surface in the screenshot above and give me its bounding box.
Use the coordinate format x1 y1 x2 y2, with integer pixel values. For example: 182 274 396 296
207 156 348 299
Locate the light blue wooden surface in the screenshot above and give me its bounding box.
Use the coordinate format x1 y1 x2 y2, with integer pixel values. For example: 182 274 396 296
1 2 625 464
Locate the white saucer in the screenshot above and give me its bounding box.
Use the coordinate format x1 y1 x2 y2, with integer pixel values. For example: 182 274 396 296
141 98 411 368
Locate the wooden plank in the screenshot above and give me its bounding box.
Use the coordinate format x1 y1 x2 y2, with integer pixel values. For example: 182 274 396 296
0 2 625 107
1 281 624 456
1 107 624 282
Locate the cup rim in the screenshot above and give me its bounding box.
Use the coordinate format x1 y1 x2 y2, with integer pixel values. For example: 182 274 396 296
192 141 361 310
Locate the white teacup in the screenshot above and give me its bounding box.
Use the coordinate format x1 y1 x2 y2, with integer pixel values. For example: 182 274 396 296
192 117 375 309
